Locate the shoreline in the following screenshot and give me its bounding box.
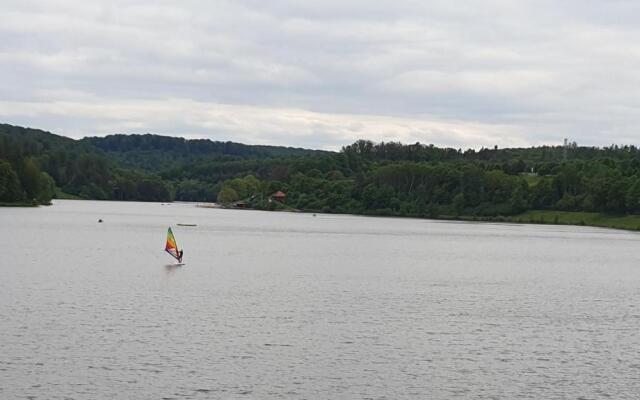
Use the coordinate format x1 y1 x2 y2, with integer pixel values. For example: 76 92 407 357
15 198 640 233
212 202 640 233
0 202 40 207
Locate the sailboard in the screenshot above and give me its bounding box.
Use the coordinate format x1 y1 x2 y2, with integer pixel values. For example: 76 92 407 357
165 227 183 264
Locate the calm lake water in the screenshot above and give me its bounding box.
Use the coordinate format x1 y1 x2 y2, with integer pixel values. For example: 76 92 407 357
1 200 640 399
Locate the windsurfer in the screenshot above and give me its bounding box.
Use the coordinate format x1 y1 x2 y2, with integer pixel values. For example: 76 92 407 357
178 250 183 263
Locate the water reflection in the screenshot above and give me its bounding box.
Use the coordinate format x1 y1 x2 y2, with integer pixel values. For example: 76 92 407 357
164 263 183 274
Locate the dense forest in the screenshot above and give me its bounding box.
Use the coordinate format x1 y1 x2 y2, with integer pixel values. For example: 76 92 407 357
216 139 640 218
0 123 323 204
3 123 640 225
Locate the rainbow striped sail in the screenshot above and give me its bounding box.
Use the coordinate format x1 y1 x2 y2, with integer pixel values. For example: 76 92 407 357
165 227 181 261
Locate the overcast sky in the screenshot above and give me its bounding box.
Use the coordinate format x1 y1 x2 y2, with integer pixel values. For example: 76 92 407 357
2 1 640 150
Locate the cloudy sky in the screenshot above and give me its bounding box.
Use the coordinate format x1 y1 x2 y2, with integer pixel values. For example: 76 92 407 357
2 0 640 150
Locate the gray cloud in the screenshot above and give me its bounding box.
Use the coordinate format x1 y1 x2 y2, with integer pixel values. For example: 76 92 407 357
2 0 640 149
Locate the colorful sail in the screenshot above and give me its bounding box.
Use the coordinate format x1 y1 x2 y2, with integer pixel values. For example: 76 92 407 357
165 227 180 261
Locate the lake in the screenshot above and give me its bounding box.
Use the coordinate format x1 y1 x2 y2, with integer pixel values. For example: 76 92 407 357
1 200 640 399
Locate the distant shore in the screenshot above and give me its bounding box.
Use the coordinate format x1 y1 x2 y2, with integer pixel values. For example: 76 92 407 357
365 210 640 232
504 210 640 232
211 201 640 233
0 202 38 207
380 210 640 232
7 198 640 233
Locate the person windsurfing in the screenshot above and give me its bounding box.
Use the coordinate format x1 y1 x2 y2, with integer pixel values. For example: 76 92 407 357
165 227 184 264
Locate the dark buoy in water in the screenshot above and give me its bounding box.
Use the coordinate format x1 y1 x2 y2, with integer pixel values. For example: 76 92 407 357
98 219 103 223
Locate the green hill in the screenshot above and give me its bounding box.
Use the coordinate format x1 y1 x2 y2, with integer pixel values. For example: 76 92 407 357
82 134 328 172
5 123 640 234
0 123 327 204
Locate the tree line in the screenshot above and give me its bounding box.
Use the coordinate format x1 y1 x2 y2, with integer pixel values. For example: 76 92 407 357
4 123 640 219
216 140 640 217
0 124 323 204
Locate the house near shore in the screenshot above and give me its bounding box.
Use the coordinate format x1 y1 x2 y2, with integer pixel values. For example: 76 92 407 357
270 191 286 203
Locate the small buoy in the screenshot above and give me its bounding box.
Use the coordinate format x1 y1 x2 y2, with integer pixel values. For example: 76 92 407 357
98 219 103 223
313 214 316 217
